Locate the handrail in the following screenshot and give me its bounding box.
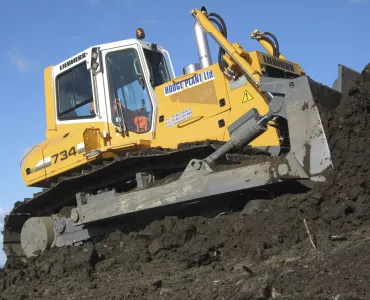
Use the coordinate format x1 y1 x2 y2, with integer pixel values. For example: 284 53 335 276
20 144 38 170
162 49 176 79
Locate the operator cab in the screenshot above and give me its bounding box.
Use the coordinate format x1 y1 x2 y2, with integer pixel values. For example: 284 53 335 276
50 28 175 137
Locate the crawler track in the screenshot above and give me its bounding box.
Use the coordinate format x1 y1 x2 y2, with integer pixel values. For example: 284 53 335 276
5 141 255 260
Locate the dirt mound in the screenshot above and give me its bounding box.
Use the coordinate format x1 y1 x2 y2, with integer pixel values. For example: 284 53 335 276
1 64 369 300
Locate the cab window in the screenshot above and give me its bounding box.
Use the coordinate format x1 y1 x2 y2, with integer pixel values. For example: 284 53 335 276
144 49 171 87
57 62 94 120
106 48 152 133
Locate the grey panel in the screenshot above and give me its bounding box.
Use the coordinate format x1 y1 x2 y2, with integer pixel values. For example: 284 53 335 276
332 64 361 95
229 75 248 90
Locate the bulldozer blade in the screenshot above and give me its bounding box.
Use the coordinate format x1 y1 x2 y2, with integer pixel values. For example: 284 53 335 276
257 75 334 181
332 64 361 96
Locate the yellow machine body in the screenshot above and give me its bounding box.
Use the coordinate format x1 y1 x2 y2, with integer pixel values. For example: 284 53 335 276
20 9 304 188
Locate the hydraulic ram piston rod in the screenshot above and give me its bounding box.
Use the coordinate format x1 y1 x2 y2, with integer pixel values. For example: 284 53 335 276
205 110 273 164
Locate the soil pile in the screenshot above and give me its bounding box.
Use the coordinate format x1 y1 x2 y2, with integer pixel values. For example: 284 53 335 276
1 64 369 300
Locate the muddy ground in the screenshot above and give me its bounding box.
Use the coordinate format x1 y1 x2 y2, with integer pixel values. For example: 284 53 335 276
1 64 369 300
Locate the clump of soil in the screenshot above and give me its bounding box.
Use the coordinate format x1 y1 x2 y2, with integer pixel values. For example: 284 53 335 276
1 64 369 300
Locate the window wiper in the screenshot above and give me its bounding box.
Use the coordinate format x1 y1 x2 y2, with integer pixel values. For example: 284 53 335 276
59 98 93 117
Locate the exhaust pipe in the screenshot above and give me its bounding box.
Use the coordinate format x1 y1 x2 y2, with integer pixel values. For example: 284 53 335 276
193 21 212 69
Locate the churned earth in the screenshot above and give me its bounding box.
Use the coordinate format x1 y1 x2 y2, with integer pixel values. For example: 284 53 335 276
1 63 369 300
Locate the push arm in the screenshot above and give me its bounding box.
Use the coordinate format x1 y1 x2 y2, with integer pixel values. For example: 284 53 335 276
190 9 260 87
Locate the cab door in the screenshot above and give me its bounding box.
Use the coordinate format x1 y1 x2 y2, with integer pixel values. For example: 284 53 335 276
101 44 156 151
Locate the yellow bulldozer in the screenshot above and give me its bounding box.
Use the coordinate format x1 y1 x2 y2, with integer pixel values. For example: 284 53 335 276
3 7 360 259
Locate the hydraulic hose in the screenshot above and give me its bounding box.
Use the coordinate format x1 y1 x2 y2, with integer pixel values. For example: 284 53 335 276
262 32 280 57
207 17 223 36
208 17 227 72
259 36 278 57
207 12 229 74
209 12 227 37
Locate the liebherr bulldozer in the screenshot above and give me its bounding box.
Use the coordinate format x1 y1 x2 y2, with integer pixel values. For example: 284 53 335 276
2 7 360 259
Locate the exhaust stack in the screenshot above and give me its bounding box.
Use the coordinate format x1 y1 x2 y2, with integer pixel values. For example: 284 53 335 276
193 21 212 69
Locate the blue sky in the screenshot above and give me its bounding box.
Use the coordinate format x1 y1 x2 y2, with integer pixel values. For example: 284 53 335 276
0 0 369 265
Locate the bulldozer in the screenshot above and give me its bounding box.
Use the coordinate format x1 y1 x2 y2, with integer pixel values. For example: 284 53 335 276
2 7 360 259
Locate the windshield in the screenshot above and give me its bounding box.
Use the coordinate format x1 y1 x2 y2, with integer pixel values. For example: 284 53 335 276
106 48 152 134
144 48 171 87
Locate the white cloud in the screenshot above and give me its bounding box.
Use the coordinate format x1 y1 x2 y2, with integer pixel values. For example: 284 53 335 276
9 49 36 73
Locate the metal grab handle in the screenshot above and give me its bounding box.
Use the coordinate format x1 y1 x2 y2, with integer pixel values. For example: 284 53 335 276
133 59 142 76
162 49 176 79
20 144 38 169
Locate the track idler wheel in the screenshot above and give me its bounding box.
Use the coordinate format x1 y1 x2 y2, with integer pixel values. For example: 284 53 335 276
20 217 55 257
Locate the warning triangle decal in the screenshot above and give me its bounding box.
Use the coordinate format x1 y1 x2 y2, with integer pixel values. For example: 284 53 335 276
242 90 254 103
